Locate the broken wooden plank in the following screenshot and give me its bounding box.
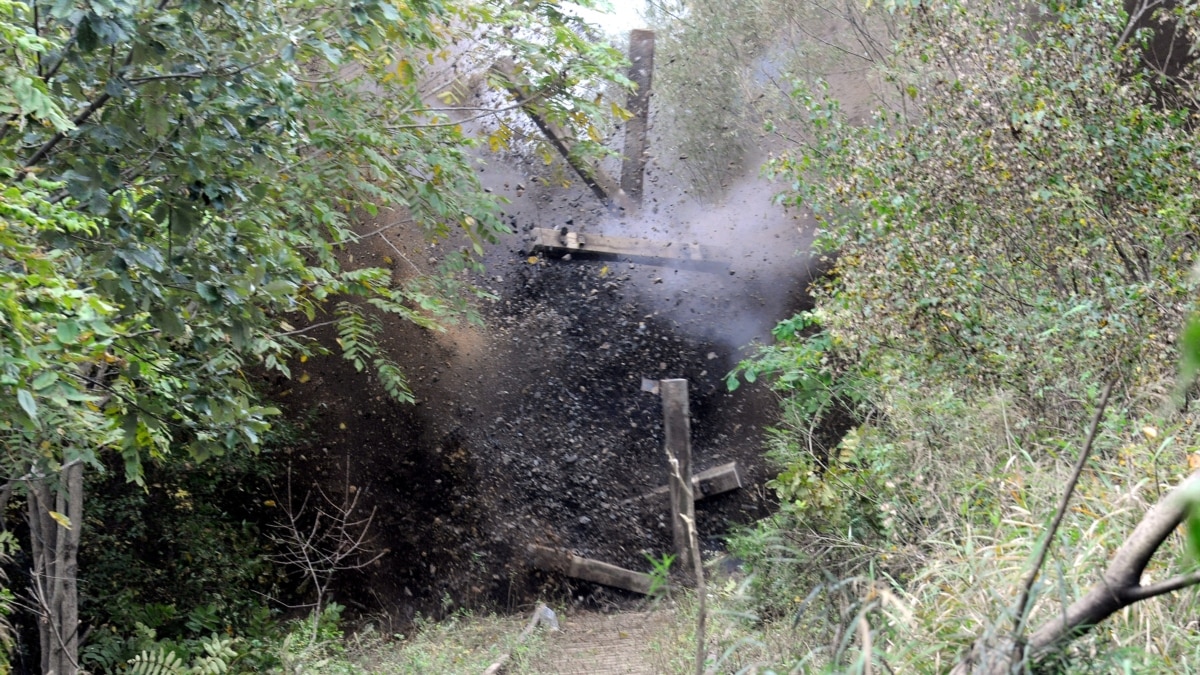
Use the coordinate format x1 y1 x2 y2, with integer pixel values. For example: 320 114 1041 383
621 462 743 506
530 227 712 262
527 544 655 595
491 59 633 212
661 378 696 579
621 29 655 206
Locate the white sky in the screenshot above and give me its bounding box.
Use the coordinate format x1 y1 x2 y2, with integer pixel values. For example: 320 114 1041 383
568 0 649 36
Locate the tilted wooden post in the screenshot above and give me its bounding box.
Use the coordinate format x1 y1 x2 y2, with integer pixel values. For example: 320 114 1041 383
490 59 633 212
621 29 655 207
660 378 696 579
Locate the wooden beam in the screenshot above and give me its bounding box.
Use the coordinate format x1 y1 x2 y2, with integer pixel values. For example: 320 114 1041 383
527 544 656 595
661 378 696 579
530 227 717 262
620 462 743 506
490 60 633 212
621 29 655 206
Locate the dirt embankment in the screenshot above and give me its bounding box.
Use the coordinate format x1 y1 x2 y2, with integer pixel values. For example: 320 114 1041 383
266 132 819 626
264 8 871 620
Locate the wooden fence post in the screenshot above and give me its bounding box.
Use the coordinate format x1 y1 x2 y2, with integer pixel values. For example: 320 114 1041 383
660 378 696 579
621 29 655 207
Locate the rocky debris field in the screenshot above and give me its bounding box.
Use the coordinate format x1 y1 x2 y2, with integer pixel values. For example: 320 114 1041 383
276 146 815 626
471 249 777 579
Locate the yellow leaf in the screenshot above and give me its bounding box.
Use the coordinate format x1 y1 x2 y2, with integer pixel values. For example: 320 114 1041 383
527 256 539 264
49 511 72 530
1142 426 1159 440
1189 454 1200 471
599 265 609 277
339 422 347 430
383 256 394 265
587 124 602 143
610 101 633 121
299 354 308 363
298 372 311 383
437 90 457 105
396 59 415 85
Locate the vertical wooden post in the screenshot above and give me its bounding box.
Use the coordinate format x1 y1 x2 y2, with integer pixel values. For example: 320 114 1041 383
660 378 696 579
621 29 655 207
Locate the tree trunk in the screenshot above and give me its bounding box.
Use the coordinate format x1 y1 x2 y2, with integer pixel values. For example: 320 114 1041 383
27 461 84 675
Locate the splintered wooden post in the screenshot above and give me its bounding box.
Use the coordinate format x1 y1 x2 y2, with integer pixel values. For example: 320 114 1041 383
527 544 655 595
660 378 696 579
619 461 743 507
621 29 655 206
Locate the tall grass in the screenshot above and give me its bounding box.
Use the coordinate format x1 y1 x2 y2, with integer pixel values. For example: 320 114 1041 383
704 382 1200 673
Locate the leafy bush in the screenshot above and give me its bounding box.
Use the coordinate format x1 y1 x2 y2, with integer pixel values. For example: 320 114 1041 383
769 0 1200 419
718 0 1200 669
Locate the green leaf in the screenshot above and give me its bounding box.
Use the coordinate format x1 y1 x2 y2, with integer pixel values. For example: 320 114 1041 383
17 389 38 420
1180 315 1200 387
32 372 58 390
725 373 740 392
56 321 81 344
1187 501 1200 563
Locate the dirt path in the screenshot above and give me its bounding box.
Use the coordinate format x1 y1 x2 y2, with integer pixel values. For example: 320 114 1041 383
528 610 679 674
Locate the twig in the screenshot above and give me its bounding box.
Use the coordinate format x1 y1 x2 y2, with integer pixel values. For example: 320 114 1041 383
481 603 554 675
1010 380 1114 646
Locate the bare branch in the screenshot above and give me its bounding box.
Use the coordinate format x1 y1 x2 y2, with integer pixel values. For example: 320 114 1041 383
1011 381 1114 640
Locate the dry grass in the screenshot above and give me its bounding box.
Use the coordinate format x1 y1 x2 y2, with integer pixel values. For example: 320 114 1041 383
699 384 1200 673
344 609 551 674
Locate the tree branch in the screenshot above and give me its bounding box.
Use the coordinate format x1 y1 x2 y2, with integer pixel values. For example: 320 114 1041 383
954 469 1200 673
1118 569 1200 603
1026 469 1200 656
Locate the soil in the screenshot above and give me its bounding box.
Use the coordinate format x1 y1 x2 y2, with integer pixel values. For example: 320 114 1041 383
268 74 826 629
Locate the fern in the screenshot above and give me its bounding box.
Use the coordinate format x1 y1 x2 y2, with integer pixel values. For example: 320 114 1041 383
126 635 235 675
128 648 187 675
334 302 414 403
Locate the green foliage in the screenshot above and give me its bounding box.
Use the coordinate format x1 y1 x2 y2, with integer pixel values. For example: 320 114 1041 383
276 603 365 675
0 0 631 482
127 633 236 675
769 0 1200 417
2 0 630 666
0 532 16 672
721 0 1200 668
728 311 868 455
644 552 675 598
80 445 283 645
84 623 239 675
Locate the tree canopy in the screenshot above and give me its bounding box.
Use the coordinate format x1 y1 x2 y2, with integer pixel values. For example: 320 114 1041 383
2 0 629 669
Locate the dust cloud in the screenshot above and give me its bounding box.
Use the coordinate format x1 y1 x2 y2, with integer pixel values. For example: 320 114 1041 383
577 153 819 354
